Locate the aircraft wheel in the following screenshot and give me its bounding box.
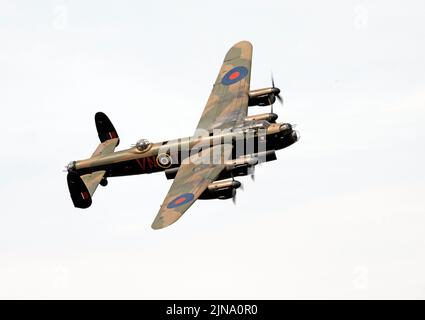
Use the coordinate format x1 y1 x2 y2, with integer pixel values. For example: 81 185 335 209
100 178 108 187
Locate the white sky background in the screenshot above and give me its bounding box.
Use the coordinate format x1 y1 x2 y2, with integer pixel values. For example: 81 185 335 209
0 0 424 299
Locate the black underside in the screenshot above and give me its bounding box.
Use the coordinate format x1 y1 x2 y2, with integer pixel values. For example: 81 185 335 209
67 172 92 208
95 112 119 145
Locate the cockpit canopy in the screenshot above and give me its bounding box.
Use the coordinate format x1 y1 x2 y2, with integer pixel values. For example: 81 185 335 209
135 138 151 152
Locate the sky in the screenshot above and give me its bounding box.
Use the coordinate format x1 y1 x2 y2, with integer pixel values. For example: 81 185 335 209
0 0 425 299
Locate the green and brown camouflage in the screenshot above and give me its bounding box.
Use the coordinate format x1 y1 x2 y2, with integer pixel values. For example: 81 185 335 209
196 41 252 131
151 144 233 229
66 40 299 229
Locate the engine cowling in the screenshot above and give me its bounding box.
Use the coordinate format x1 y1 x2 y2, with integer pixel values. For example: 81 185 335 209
216 150 277 180
244 113 278 123
199 179 241 200
248 87 280 107
164 151 278 181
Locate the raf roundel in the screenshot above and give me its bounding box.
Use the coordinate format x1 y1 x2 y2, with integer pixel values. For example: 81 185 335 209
156 153 172 168
167 193 195 209
221 66 248 86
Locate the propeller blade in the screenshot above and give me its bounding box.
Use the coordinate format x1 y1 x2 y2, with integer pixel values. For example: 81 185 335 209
248 166 255 181
268 95 274 113
271 72 283 107
276 94 283 104
232 188 237 204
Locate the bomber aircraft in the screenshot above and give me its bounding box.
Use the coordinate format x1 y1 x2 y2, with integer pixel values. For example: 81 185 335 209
66 41 299 229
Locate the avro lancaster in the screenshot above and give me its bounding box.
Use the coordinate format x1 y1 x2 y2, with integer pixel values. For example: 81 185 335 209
66 41 299 229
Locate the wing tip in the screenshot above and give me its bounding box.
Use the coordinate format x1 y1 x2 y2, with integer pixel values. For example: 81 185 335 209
151 210 183 230
235 40 252 47
151 224 162 230
224 40 253 61
231 40 252 51
151 220 166 230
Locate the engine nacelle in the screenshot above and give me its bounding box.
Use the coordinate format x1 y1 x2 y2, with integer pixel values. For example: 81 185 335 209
199 179 241 200
164 151 278 181
248 87 280 107
215 150 277 181
244 113 278 123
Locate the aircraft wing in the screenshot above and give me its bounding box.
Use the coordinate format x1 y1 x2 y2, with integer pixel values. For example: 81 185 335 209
151 144 232 229
196 41 252 131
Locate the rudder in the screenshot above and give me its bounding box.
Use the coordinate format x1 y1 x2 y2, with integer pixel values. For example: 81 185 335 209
67 172 92 209
95 112 119 146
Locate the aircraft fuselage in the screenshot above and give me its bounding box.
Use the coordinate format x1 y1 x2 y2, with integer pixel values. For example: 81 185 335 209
70 121 298 179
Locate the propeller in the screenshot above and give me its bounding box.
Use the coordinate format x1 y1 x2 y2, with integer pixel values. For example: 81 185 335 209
230 173 243 204
271 74 283 105
248 166 255 181
232 188 237 204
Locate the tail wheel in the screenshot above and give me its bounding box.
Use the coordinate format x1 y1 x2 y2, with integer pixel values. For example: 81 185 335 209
100 177 108 187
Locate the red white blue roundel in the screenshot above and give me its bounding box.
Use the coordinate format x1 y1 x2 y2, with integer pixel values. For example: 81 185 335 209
221 66 248 86
167 193 195 209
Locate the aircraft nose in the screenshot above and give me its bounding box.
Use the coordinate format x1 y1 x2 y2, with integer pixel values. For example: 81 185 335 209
279 123 292 133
